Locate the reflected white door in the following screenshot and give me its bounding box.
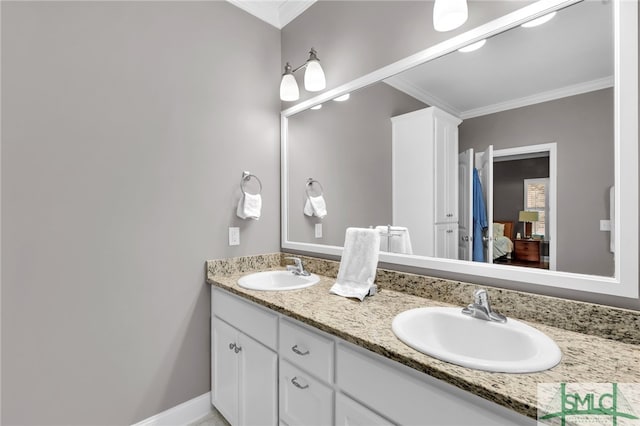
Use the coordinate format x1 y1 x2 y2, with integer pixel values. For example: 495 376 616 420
458 148 474 261
476 146 494 263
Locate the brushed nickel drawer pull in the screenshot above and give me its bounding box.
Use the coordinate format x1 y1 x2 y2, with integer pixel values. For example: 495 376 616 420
292 345 310 356
291 377 309 389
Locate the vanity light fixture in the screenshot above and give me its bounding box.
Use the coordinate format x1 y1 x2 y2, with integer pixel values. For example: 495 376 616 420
333 93 350 102
310 104 323 110
521 11 557 28
280 48 326 102
458 39 486 53
433 0 468 32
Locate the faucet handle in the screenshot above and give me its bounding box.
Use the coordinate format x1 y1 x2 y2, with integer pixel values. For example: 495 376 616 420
285 256 302 268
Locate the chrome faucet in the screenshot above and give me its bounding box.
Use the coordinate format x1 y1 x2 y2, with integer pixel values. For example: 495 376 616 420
461 289 507 323
285 257 310 276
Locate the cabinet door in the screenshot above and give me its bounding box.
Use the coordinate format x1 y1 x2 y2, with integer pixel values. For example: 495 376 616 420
280 360 333 426
212 317 239 426
434 223 458 259
239 332 278 426
335 393 392 426
434 115 459 224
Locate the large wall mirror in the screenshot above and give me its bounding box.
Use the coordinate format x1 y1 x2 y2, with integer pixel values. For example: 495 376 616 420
281 0 638 298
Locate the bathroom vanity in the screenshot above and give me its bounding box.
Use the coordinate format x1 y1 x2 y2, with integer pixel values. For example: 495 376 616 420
207 256 640 426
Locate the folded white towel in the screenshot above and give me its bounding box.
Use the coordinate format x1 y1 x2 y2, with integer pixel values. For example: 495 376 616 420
330 227 380 301
303 195 327 218
376 226 413 255
236 193 262 220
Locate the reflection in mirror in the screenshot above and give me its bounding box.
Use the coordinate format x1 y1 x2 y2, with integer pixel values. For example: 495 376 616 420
288 0 614 277
283 0 638 299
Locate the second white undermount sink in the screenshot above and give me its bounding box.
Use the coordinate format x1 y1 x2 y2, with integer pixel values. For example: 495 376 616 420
392 307 561 373
238 270 320 291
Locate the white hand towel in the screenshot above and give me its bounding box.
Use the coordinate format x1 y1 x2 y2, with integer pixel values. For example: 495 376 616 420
376 226 413 255
236 193 262 220
303 195 327 218
330 227 380 301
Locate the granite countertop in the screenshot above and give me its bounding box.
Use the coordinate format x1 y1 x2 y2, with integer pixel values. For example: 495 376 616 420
207 268 640 420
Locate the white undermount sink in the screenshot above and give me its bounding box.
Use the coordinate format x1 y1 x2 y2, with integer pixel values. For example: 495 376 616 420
392 307 561 373
238 270 320 291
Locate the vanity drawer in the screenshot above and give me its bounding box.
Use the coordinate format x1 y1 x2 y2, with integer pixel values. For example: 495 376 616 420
212 288 277 350
336 343 532 426
279 359 333 426
280 318 334 383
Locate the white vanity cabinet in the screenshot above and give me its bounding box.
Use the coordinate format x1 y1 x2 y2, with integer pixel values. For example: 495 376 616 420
211 288 278 426
336 344 534 426
279 319 335 426
391 106 462 259
211 288 534 426
335 393 392 426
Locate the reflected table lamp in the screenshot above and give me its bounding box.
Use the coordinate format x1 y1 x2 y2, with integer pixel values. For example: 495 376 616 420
519 210 539 239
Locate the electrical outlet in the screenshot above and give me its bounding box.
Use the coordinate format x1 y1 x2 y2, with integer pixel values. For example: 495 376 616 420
229 227 240 246
600 220 611 231
315 223 322 238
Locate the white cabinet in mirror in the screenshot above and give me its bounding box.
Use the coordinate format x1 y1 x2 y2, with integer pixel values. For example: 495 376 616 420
280 0 638 298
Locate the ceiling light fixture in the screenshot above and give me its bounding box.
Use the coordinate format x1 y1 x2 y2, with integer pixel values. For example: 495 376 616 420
433 0 468 32
311 104 323 110
521 11 557 28
280 48 326 102
333 93 350 102
458 39 486 53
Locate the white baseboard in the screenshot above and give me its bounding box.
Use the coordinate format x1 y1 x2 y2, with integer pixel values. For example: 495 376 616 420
132 392 212 426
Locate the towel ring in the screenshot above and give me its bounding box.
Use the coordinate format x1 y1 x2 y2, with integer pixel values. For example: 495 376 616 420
305 178 324 198
241 171 262 195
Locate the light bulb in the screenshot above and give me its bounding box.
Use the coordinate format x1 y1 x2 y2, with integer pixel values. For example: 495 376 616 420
433 0 468 32
521 12 557 28
280 73 299 102
304 60 326 92
333 93 350 102
458 39 486 53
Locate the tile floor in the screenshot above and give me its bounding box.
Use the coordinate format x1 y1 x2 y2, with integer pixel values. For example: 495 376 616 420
189 407 230 426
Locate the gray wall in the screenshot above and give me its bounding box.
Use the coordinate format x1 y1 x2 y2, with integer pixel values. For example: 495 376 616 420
287 83 425 246
281 1 640 310
1 2 280 424
460 89 614 277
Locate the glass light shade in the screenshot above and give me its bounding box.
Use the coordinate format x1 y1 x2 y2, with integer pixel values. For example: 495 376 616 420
333 93 350 102
521 11 557 28
304 60 326 92
310 104 323 110
280 73 299 101
433 0 468 32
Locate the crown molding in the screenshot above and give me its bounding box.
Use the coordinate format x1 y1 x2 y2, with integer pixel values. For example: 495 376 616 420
384 76 462 118
461 75 614 119
227 0 316 29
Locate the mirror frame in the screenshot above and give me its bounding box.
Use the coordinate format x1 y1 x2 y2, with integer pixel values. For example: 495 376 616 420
281 0 638 299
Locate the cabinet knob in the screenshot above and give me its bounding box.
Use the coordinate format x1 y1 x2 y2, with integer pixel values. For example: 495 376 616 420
291 345 310 356
446 229 453 234
234 345 242 353
446 213 453 217
291 376 309 390
229 343 236 351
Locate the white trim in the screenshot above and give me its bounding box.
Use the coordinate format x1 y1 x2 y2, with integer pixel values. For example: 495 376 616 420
385 75 613 121
494 143 557 271
461 76 614 119
131 392 213 426
278 0 316 28
226 0 316 29
281 0 638 299
383 77 462 118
